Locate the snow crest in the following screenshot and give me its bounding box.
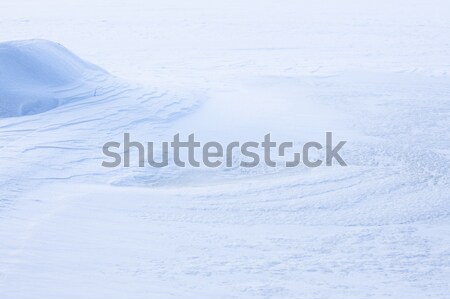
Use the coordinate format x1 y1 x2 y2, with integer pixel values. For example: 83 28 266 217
0 39 108 117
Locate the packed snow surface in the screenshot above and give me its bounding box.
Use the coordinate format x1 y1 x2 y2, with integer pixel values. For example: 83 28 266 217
0 0 449 298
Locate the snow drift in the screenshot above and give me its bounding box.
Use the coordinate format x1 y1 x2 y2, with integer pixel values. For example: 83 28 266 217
0 39 108 117
1 4 450 295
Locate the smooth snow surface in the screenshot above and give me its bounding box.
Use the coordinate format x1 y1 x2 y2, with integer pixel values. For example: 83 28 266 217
0 0 449 298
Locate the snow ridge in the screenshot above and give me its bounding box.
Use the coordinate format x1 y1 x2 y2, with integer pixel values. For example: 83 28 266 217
0 39 108 117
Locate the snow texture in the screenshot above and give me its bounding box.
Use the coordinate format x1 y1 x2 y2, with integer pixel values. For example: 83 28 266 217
0 0 449 298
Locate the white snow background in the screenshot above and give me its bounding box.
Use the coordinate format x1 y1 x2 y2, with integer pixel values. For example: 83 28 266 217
0 0 449 298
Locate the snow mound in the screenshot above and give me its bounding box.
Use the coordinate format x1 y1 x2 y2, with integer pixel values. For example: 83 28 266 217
0 39 108 117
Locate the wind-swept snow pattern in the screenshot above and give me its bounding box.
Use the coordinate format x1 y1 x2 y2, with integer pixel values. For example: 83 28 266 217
0 0 450 298
0 39 201 203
